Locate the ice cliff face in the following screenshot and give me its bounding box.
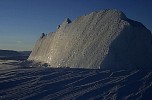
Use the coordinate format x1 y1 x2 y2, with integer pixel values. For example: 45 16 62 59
28 9 152 70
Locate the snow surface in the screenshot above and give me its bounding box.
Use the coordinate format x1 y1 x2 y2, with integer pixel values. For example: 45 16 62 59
0 60 151 99
28 9 152 70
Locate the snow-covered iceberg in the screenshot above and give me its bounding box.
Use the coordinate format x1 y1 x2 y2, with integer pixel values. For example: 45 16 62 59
28 9 152 70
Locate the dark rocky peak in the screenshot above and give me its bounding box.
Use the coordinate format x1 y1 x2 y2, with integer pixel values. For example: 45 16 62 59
40 33 46 39
64 18 71 24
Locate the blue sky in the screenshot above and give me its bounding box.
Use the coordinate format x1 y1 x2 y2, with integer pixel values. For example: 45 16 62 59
0 0 152 51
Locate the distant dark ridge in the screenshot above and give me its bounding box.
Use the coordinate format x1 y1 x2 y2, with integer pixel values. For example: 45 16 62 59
0 50 31 60
0 50 20 56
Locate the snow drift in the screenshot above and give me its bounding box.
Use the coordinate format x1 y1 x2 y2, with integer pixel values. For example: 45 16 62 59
28 9 152 70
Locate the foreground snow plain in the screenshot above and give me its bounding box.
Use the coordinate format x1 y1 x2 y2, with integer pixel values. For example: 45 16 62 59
0 60 152 100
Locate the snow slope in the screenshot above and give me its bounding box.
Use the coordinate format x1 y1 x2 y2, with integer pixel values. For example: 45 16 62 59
28 9 152 69
0 61 151 99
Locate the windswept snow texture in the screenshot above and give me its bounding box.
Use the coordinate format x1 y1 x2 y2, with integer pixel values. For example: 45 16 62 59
0 61 152 100
28 9 152 69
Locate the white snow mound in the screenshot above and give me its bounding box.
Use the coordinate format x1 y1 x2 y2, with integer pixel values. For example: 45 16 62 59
28 9 152 70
